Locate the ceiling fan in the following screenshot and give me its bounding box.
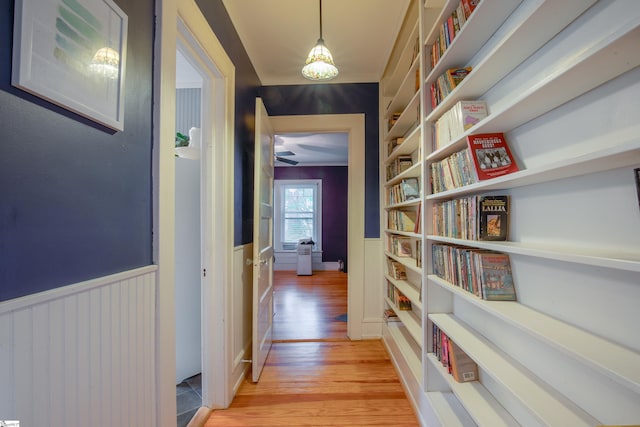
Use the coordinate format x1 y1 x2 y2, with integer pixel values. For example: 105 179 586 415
275 150 298 165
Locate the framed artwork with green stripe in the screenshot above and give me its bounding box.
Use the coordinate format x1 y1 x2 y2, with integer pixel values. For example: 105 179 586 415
12 0 128 131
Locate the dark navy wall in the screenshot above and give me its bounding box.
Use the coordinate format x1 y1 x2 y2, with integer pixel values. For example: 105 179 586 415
0 0 154 301
200 1 381 245
274 166 348 264
195 0 261 246
260 84 380 239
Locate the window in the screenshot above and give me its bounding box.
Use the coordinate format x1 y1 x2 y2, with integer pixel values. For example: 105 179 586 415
274 179 322 251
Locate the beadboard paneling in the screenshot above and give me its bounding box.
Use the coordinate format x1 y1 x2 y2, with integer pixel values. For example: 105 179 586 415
0 266 157 427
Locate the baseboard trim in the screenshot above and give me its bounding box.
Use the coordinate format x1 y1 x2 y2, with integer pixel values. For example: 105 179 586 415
186 406 213 427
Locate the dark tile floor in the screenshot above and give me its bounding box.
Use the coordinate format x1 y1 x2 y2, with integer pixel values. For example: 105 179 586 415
176 373 202 427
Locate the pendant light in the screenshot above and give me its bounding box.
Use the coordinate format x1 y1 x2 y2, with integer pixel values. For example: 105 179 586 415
302 0 338 81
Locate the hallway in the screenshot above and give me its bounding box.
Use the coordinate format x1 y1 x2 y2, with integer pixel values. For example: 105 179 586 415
203 270 419 426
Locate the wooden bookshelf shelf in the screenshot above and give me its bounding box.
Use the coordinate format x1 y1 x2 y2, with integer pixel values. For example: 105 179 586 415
385 251 422 274
426 236 640 273
385 161 422 187
428 274 640 394
382 0 640 424
429 313 599 427
426 19 640 159
386 273 423 311
386 125 421 163
384 322 423 384
426 353 519 426
426 391 476 426
385 296 423 348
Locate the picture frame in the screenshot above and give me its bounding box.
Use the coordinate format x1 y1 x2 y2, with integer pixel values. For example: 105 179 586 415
12 0 128 131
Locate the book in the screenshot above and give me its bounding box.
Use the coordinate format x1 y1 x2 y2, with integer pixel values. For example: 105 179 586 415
476 252 516 301
448 339 479 382
395 237 413 257
388 209 417 232
466 133 519 181
461 0 481 19
387 258 407 280
446 67 472 90
383 308 401 323
434 100 488 149
387 137 405 155
401 177 420 200
478 195 509 241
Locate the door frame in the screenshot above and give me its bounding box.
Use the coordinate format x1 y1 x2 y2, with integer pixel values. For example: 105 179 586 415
154 0 235 423
270 114 366 339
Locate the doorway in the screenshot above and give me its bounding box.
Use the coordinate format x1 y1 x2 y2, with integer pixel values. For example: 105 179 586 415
269 114 367 340
174 46 203 425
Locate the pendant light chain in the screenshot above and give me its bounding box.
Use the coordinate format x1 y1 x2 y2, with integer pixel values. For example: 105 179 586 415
319 0 323 40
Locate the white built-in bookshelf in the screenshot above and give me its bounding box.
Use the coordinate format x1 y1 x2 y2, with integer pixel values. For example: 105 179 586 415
380 0 640 425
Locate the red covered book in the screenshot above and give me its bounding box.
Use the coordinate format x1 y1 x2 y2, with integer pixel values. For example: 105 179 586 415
466 133 519 181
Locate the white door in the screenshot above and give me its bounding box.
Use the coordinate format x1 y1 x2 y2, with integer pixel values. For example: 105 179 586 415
252 98 275 382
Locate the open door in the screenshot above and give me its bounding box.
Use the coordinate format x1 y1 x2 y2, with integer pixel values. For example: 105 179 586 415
252 98 275 382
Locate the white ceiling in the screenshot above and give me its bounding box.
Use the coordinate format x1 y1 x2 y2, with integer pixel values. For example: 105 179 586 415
221 0 411 86
275 132 349 166
176 1 411 165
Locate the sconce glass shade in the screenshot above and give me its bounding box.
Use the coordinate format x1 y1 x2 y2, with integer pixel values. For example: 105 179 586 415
302 38 338 81
88 47 120 79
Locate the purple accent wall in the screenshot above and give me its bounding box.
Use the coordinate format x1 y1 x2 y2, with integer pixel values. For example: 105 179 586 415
275 167 348 265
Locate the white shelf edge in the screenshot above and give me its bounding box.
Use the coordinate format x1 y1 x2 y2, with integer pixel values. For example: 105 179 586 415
385 21 420 96
385 322 423 382
384 229 421 238
387 91 421 140
426 21 640 161
385 251 423 274
425 235 640 273
424 0 522 86
425 138 640 204
426 353 520 427
385 123 421 158
386 58 421 119
386 199 422 210
385 273 422 311
385 296 423 348
429 313 599 427
426 391 477 427
385 161 422 187
428 274 640 395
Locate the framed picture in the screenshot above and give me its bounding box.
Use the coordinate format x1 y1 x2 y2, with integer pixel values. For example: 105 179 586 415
12 0 128 131
635 168 640 210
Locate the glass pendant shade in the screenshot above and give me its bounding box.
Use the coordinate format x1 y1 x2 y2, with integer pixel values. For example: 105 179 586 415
302 38 338 81
88 47 120 79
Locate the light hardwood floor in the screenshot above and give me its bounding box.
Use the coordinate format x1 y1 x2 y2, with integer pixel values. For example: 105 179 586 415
203 270 420 426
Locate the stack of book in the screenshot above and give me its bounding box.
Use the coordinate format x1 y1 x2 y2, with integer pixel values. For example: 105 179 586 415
387 177 420 205
433 324 479 383
430 67 472 109
387 282 412 310
430 132 519 193
386 154 413 181
430 0 482 68
384 308 401 324
388 209 418 233
388 235 413 258
432 195 510 241
432 245 517 301
387 258 407 280
433 100 488 150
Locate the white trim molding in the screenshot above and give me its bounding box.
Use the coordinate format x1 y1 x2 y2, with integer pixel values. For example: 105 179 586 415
270 114 366 340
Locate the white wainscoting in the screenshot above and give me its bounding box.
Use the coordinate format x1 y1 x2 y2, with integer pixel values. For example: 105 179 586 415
0 266 158 427
273 251 339 271
231 244 252 394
